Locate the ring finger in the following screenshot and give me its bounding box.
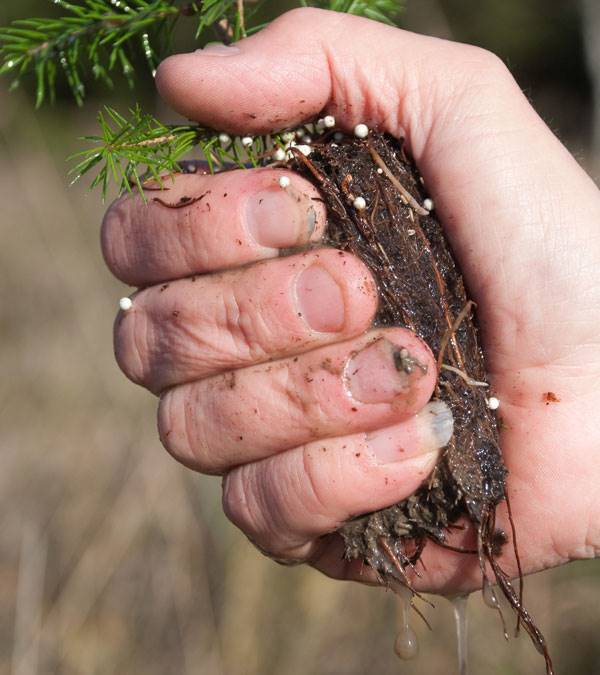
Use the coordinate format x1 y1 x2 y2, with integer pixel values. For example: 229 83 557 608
158 327 438 473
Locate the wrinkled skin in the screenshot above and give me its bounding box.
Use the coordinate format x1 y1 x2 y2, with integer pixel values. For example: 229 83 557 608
102 9 600 595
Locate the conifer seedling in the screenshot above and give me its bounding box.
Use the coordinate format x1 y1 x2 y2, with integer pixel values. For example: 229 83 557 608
0 0 401 195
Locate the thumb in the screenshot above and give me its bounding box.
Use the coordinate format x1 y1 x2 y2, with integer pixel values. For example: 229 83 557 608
156 8 335 135
155 7 483 148
155 8 583 177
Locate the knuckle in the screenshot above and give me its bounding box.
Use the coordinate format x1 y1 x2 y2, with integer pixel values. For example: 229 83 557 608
219 286 269 364
281 366 329 431
281 5 353 33
300 445 332 519
280 6 325 25
460 45 512 85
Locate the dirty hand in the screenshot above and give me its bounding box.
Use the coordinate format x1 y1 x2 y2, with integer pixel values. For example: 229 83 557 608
102 8 600 592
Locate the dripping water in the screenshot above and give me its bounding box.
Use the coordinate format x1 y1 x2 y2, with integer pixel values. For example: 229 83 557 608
391 582 419 660
450 594 470 675
483 578 500 609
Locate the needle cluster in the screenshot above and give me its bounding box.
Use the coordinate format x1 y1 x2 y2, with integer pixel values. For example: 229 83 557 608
70 104 287 197
0 0 400 196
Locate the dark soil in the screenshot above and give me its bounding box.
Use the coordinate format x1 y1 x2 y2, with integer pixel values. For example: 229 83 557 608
290 131 553 674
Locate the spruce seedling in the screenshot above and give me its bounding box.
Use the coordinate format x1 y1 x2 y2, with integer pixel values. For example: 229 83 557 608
0 0 402 197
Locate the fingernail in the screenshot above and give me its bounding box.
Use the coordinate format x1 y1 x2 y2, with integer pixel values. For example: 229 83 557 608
366 401 454 464
199 43 241 56
296 265 344 333
246 188 316 249
421 400 454 447
345 338 428 404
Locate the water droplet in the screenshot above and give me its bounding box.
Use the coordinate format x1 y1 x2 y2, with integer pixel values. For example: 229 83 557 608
391 582 419 660
450 594 470 675
483 578 500 609
394 625 419 660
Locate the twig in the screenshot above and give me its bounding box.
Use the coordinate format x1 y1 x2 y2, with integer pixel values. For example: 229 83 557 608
119 133 178 149
237 0 246 37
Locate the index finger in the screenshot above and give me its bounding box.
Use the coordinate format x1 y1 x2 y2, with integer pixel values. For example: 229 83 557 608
101 168 326 286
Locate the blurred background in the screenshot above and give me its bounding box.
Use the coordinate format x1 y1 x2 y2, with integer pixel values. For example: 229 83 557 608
2 1 600 674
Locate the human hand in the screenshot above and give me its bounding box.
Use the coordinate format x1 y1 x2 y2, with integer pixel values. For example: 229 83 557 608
102 8 600 593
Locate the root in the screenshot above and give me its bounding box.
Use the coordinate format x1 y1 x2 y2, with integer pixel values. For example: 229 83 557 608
298 130 550 673
379 538 419 591
479 506 555 675
428 535 478 556
505 489 525 635
368 145 429 215
437 300 476 371
441 363 489 388
477 506 509 641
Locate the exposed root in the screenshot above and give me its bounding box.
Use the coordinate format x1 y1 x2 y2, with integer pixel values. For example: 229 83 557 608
428 535 478 556
441 364 489 388
477 506 509 641
505 489 525 635
437 301 476 371
480 506 555 675
368 145 429 215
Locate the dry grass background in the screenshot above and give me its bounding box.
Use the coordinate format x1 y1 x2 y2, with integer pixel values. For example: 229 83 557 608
2 2 600 674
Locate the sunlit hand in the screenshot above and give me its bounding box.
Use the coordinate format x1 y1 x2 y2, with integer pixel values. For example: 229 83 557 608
102 8 600 592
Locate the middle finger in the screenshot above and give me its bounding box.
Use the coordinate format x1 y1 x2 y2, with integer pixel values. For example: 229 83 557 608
115 248 378 392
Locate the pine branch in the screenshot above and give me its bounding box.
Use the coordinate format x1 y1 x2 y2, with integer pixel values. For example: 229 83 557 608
1 1 403 196
0 0 399 109
70 104 286 198
0 0 258 107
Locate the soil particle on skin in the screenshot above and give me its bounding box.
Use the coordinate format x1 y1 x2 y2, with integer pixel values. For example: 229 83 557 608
224 372 236 390
393 347 427 376
320 358 340 375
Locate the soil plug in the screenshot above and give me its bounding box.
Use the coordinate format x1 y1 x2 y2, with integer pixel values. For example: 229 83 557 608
290 128 554 675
